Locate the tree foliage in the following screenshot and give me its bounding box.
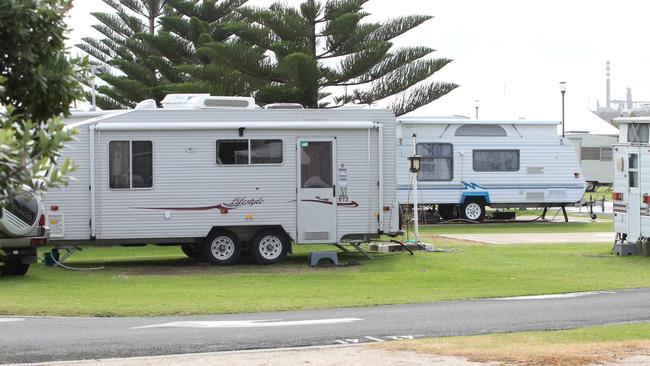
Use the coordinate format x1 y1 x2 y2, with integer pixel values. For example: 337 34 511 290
77 0 166 109
78 0 258 108
213 0 458 114
0 0 82 203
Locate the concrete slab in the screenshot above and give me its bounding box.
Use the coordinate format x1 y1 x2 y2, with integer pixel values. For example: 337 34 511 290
440 232 615 245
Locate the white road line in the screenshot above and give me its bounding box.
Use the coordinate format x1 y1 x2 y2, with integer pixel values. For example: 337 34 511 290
0 318 24 323
364 336 384 342
133 318 363 329
494 291 615 301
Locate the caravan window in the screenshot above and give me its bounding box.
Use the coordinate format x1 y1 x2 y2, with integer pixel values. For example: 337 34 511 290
600 147 613 161
109 140 153 189
455 124 507 136
416 143 453 181
473 150 519 172
217 140 249 165
216 139 283 165
251 140 283 164
627 123 649 143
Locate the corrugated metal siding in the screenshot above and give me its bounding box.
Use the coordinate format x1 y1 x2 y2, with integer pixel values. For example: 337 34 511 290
44 127 92 239
47 108 396 243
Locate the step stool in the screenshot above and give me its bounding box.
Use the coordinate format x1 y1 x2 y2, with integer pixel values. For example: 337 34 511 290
308 251 339 266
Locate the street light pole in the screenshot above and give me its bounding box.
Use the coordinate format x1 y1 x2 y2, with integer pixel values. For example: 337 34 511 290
560 81 566 138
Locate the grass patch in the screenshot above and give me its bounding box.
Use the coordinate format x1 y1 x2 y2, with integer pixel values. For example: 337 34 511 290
583 186 612 202
1 234 650 317
375 322 650 366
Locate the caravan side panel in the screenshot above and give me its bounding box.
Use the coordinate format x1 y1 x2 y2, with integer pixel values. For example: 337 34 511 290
44 127 92 240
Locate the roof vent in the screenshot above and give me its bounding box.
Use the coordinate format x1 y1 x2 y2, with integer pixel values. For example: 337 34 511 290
135 99 157 110
264 103 304 110
161 94 209 109
188 96 257 109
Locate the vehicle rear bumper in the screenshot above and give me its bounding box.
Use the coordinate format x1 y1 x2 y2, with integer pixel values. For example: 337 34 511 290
0 226 49 250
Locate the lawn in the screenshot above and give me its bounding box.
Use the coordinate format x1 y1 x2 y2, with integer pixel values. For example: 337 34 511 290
377 322 650 366
2 229 650 317
583 186 612 202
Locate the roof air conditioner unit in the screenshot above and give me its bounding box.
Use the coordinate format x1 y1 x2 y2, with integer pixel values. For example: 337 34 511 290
264 103 304 110
188 96 257 109
161 94 210 109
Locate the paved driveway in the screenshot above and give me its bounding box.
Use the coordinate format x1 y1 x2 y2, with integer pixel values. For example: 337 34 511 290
440 232 615 244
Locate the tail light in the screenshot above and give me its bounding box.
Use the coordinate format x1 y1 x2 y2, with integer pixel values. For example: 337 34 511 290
644 195 650 204
613 192 623 201
38 214 45 226
31 238 46 246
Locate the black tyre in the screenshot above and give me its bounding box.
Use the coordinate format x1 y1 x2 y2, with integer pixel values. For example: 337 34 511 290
461 199 486 222
203 230 241 265
250 229 289 265
0 257 29 276
180 242 203 258
438 204 457 221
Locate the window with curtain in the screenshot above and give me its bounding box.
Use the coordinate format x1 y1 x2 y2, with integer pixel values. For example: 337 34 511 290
109 140 153 189
473 150 519 172
416 143 453 181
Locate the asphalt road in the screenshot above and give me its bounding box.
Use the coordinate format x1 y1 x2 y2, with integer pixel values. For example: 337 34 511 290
4 288 650 364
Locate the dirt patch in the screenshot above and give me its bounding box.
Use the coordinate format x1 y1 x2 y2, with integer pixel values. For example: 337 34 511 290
372 339 650 366
427 234 487 246
17 347 498 366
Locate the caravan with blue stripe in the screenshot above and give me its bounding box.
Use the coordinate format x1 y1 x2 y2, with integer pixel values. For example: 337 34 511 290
396 118 586 222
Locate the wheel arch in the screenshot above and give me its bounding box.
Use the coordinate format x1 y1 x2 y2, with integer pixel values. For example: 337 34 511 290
460 192 490 205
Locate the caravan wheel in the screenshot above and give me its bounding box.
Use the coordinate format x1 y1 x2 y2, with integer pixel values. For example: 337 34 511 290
203 230 241 265
251 230 289 265
0 257 29 276
461 199 485 222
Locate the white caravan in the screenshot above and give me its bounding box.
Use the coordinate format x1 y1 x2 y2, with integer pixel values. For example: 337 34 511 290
567 133 618 191
396 118 585 221
611 117 650 253
44 96 399 264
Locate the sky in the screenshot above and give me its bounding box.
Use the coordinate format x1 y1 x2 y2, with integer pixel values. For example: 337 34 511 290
65 0 650 134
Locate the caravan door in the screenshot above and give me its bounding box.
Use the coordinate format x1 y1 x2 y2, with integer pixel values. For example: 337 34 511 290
627 147 641 242
297 138 337 243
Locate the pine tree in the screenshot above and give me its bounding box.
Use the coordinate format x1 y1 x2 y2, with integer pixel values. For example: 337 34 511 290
78 0 256 109
77 0 167 109
211 0 457 115
140 0 262 97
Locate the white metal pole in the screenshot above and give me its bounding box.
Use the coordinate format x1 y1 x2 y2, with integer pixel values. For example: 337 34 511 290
89 125 96 239
377 123 384 233
412 133 419 242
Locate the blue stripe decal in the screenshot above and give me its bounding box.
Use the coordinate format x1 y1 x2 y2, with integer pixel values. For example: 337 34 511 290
461 192 491 205
397 180 584 191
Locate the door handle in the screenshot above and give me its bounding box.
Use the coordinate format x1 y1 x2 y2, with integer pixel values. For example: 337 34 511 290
333 185 336 197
